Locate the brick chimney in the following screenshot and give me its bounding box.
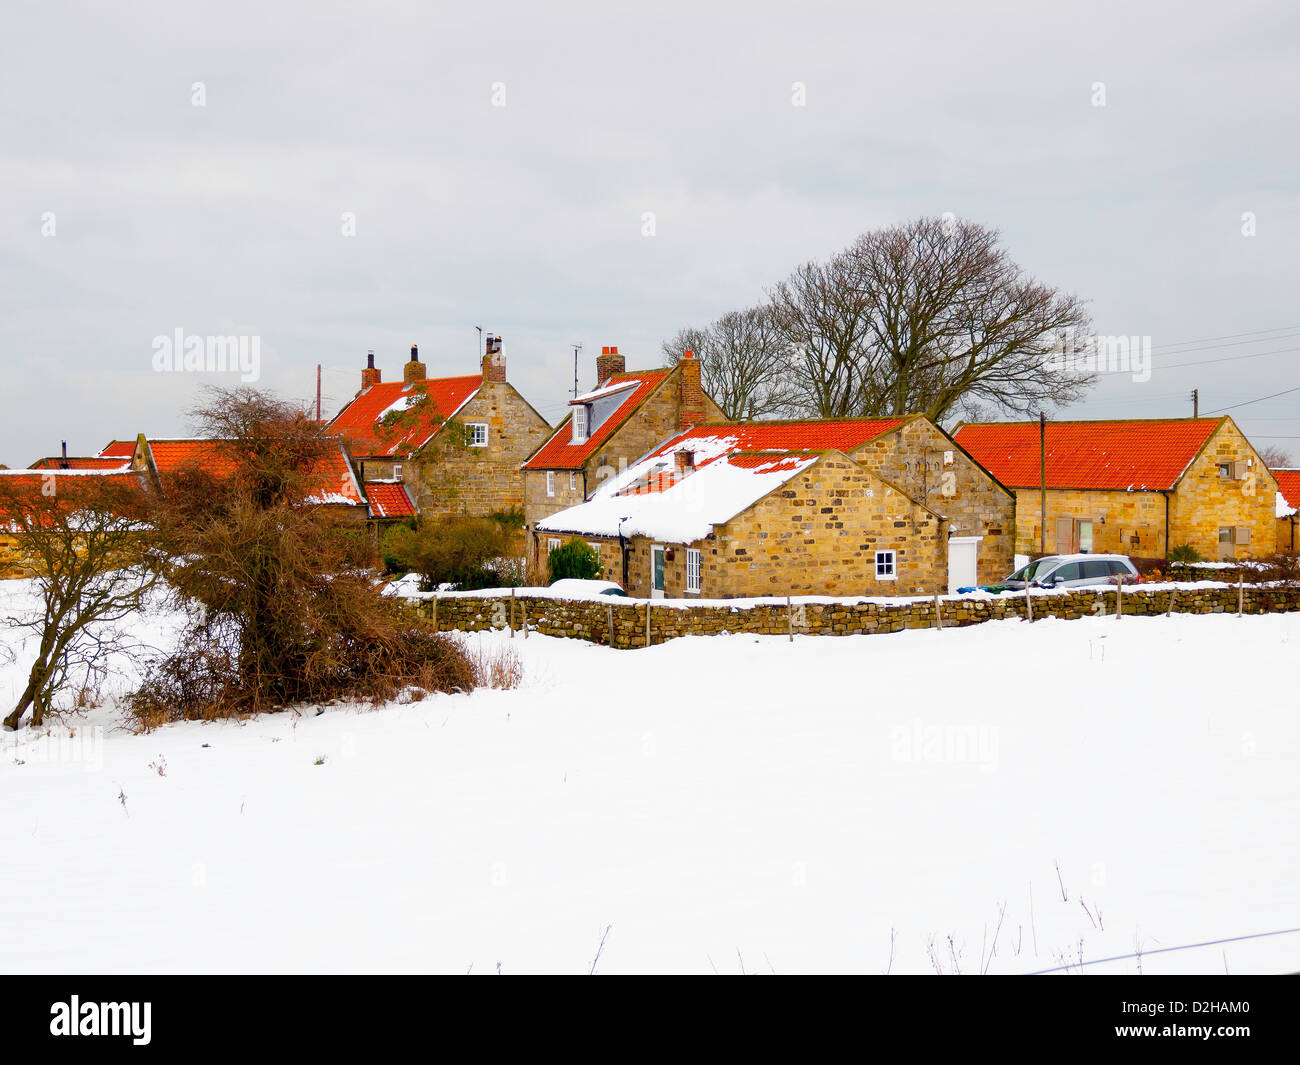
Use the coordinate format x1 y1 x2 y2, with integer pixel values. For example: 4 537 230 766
482 333 506 383
678 349 704 430
361 350 381 389
596 345 625 386
675 448 695 473
404 343 426 385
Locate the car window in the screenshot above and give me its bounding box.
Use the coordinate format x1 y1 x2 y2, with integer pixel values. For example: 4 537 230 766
1081 560 1111 579
1106 560 1130 575
1050 562 1082 581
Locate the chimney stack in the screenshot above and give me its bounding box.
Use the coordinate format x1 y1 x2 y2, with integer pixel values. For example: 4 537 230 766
404 343 426 385
482 334 507 383
61 440 69 469
361 350 382 389
675 448 695 473
678 349 704 430
596 344 625 386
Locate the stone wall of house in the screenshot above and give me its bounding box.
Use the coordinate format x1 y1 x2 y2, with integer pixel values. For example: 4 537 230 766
1167 421 1278 560
411 381 551 520
705 454 947 597
1277 516 1296 555
0 533 29 579
413 583 1300 648
852 418 1016 584
1014 487 1168 557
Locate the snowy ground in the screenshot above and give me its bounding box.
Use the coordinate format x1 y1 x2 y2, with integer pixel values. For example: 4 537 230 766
1 578 1298 974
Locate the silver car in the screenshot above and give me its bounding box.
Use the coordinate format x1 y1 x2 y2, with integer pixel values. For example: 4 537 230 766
1002 553 1139 590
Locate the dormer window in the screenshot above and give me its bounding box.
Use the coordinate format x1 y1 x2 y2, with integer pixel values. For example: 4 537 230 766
572 404 589 444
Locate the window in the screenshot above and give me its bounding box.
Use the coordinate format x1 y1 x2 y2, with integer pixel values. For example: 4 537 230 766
572 405 588 444
1050 562 1082 582
546 471 555 497
547 538 561 554
392 463 402 480
1081 560 1112 580
468 423 488 447
875 550 896 580
686 548 701 593
569 472 577 491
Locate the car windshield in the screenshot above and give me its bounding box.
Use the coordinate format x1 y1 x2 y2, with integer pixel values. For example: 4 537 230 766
1007 558 1058 582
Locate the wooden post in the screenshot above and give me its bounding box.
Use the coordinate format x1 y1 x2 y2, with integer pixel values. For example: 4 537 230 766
523 602 529 639
509 586 516 638
607 601 615 648
431 593 438 633
645 600 652 647
1039 411 1047 555
1025 582 1033 623
1115 575 1123 619
787 595 793 642
934 593 943 631
1238 569 1244 617
1166 589 1176 617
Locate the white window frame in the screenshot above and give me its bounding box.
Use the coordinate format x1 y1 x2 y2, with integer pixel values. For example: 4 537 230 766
468 423 489 447
875 549 897 580
548 538 561 553
686 548 701 593
546 470 555 497
571 405 588 444
392 463 402 480
569 471 577 491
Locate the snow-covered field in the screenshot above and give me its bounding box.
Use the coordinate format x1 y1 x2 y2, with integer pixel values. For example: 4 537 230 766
1 578 1297 974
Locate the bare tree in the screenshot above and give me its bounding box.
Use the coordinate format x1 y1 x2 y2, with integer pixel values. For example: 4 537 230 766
662 306 796 420
769 217 1095 421
0 472 157 730
1257 444 1295 469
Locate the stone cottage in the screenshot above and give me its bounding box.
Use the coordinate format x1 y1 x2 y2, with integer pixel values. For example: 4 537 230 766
327 337 551 519
953 416 1279 560
532 417 1012 598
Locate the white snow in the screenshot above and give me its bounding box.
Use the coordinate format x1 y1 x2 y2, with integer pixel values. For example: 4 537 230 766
537 445 817 543
1277 490 1295 519
571 379 639 404
2 576 1298 975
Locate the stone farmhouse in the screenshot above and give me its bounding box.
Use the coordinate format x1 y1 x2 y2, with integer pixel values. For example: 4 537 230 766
1274 469 1298 554
521 347 726 538
953 416 1279 560
327 337 551 519
532 416 1014 598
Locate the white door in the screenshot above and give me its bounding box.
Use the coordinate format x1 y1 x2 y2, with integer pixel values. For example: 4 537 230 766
650 546 666 599
947 536 981 595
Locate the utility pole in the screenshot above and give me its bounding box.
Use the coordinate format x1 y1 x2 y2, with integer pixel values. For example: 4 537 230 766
1039 411 1047 555
316 364 322 422
1191 388 1199 418
476 326 483 357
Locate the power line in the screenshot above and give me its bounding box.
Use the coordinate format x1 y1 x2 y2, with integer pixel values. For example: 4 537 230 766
1025 925 1300 975
1205 384 1300 414
1146 324 1300 354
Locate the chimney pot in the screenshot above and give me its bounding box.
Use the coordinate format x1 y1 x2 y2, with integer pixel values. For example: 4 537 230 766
410 344 419 362
595 345 626 387
482 336 507 382
404 343 426 385
675 449 694 472
361 350 382 389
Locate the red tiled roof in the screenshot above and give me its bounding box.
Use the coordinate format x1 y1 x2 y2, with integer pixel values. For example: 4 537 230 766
648 418 907 460
327 376 482 458
952 418 1223 491
99 438 366 506
365 481 416 519
1274 469 1300 512
523 370 671 470
28 457 131 470
98 441 136 459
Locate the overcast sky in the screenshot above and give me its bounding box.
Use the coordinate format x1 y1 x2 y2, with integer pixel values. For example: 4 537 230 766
2 0 1297 465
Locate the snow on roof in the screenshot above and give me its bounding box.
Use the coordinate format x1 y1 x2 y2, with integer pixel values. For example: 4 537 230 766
537 441 820 543
1273 469 1299 517
523 370 670 470
571 379 639 405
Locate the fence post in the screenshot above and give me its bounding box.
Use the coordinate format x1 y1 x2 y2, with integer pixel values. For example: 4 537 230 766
1025 583 1033 623
787 595 793 642
1238 569 1244 617
431 592 439 633
523 601 529 639
510 586 516 638
1115 576 1123 619
607 601 615 648
1167 588 1176 617
934 593 943 631
645 600 652 647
